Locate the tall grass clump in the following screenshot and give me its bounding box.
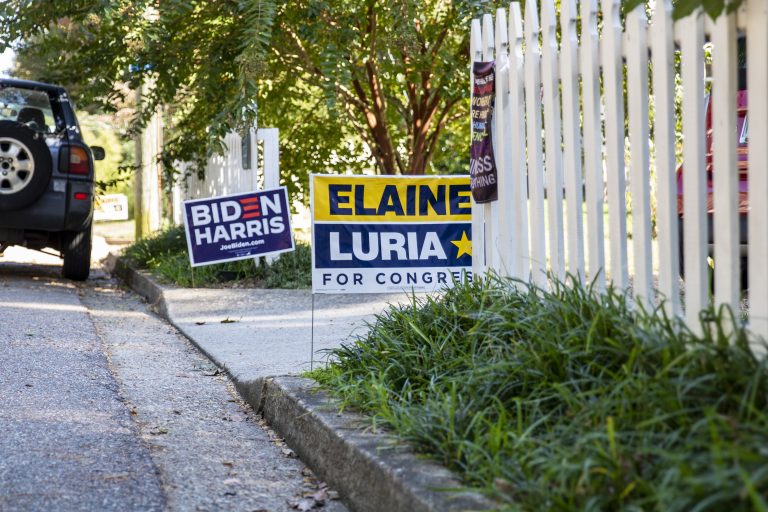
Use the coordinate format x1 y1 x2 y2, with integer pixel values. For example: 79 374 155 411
122 225 311 288
312 275 768 510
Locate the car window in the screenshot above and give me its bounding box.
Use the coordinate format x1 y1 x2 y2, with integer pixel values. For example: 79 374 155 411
0 86 58 134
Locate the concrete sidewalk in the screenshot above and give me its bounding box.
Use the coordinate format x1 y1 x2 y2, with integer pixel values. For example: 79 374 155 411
155 286 404 382
107 256 496 512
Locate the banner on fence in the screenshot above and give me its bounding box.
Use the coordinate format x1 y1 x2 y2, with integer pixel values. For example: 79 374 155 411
311 175 473 293
470 61 498 203
182 187 294 267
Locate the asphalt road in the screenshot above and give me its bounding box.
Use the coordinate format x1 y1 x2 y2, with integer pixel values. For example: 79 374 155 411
0 249 346 512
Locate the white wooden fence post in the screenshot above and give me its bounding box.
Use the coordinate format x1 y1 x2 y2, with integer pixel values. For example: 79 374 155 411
601 0 629 289
258 128 280 190
494 8 513 277
746 0 768 342
508 2 529 282
482 14 498 273
172 179 183 225
541 0 565 282
470 18 486 279
626 4 653 306
711 11 740 317
525 0 547 287
249 126 259 191
679 11 708 330
651 0 681 317
559 0 584 282
580 0 605 291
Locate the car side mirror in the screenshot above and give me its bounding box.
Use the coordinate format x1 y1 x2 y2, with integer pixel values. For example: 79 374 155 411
91 146 106 161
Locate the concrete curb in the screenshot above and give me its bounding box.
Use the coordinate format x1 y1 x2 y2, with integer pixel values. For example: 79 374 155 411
106 256 498 512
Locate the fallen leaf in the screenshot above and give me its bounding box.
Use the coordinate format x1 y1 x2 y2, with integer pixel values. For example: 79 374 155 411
24 383 33 388
289 498 316 511
281 448 296 458
311 489 328 503
222 461 234 468
493 477 516 496
220 317 238 324
195 321 206 325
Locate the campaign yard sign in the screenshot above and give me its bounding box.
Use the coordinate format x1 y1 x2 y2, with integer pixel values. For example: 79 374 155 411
182 187 294 267
311 175 473 293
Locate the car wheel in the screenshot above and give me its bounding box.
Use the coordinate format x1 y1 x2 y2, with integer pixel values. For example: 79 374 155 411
62 224 92 281
0 120 53 211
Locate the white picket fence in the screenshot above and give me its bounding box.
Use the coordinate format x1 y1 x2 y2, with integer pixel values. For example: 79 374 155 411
471 0 767 344
171 127 281 224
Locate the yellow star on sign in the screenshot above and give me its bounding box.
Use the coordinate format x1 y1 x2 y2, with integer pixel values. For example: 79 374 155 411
451 231 472 258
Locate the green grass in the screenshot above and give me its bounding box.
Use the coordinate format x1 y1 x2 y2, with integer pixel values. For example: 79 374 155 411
122 225 311 288
309 275 768 511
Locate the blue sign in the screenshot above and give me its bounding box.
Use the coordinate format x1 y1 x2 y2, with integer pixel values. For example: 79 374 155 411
182 187 294 267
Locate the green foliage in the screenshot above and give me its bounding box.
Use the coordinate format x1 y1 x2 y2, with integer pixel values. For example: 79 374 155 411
0 0 270 182
313 275 768 510
256 0 493 180
122 225 311 288
622 0 744 19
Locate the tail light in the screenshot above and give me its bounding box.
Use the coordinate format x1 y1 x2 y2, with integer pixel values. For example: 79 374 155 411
59 146 91 175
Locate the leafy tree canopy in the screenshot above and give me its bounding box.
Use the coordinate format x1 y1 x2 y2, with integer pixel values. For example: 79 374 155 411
0 0 272 177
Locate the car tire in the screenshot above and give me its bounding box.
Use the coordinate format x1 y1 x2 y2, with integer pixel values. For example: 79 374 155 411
0 120 53 211
62 224 92 281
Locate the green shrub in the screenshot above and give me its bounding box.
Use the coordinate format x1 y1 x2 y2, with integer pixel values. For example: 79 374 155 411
312 275 768 511
122 225 311 288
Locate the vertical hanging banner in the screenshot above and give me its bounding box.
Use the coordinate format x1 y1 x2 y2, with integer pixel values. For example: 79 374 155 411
311 175 473 293
470 61 498 203
182 187 294 266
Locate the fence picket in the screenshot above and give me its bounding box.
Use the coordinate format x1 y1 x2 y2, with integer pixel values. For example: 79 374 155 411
559 0 584 282
601 0 629 289
470 18 486 278
580 0 605 291
482 14 498 272
679 12 708 330
524 0 547 286
494 8 514 277
508 2 529 281
651 0 681 317
626 6 653 305
541 0 565 282
711 12 740 315
747 0 768 341
249 127 259 191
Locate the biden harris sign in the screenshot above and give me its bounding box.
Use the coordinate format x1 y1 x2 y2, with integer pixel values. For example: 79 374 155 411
311 175 473 293
182 187 294 267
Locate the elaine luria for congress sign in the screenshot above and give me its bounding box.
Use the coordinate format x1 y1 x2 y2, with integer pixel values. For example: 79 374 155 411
182 187 294 266
311 175 473 293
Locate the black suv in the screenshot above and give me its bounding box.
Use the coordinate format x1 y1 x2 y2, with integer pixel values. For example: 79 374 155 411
0 78 104 280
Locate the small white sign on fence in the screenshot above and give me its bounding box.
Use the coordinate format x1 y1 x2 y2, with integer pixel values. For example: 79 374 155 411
94 194 129 222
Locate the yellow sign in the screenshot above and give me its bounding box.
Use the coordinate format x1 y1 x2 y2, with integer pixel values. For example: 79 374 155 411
312 175 472 223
